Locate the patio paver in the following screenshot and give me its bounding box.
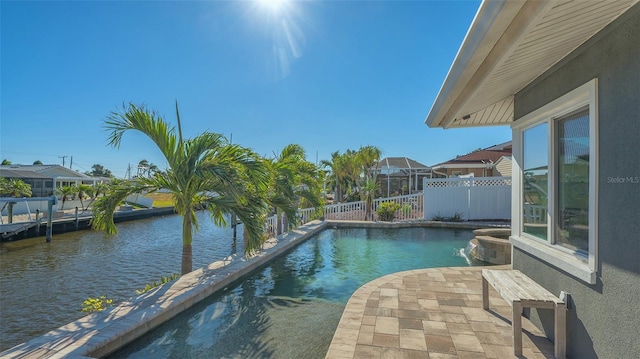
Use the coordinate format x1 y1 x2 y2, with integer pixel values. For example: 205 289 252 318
326 266 556 359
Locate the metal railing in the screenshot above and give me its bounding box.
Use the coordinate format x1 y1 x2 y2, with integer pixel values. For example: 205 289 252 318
298 193 424 224
523 204 546 224
265 214 278 235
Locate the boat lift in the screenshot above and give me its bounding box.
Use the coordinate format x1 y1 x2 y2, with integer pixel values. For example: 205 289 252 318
0 196 57 242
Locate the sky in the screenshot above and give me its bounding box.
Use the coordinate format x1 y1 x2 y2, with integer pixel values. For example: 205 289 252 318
1 0 511 178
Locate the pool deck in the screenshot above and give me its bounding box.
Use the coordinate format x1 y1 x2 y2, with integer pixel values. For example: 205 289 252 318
325 266 556 359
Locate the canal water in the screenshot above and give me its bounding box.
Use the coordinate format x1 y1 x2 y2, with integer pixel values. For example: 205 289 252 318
0 212 242 351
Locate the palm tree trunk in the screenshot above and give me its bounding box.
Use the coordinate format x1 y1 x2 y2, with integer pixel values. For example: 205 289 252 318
181 244 192 275
181 211 193 275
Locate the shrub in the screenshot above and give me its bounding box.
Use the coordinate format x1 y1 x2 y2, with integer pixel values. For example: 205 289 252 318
81 295 114 313
136 273 180 295
450 212 463 222
377 202 401 221
431 212 464 222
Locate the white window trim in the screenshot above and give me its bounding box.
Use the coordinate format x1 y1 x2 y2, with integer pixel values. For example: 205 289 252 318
511 79 598 284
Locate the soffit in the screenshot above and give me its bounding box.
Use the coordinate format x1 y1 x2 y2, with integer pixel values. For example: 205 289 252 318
425 0 639 129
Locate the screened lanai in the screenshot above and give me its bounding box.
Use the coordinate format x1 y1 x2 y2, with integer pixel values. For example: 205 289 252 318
372 157 432 197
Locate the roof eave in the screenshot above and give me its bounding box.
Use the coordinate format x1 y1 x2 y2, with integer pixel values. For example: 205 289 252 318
425 0 527 129
425 0 639 129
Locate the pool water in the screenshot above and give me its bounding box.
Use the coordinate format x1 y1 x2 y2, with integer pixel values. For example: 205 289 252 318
110 227 484 358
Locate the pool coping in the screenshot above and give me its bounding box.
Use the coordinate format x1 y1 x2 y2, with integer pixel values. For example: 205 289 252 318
1 220 507 359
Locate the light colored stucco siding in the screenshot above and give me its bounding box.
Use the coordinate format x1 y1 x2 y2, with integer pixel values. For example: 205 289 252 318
512 4 640 359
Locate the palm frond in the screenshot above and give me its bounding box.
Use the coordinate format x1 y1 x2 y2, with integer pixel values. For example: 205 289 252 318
104 103 180 168
92 179 156 235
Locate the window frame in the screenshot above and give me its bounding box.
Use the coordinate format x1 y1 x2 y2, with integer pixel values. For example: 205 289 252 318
511 79 598 284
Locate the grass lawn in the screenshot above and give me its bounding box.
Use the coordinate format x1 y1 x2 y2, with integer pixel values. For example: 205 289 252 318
144 193 175 207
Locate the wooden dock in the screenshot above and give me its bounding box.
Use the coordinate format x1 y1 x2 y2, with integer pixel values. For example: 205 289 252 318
0 207 176 242
0 222 41 239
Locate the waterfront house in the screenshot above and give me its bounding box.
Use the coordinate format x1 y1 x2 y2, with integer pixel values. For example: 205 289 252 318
0 164 108 191
0 168 54 197
373 157 432 196
431 141 512 178
425 1 640 358
1 164 111 215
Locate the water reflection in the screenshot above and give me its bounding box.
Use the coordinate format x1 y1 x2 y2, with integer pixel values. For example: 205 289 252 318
112 227 477 358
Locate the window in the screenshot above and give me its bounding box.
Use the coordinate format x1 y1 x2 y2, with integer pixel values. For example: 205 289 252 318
556 109 590 253
512 79 597 284
523 123 548 240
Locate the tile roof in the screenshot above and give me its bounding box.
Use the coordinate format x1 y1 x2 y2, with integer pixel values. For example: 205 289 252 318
433 142 512 167
440 149 512 165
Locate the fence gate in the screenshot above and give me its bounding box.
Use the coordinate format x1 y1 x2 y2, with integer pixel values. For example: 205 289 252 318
423 177 511 221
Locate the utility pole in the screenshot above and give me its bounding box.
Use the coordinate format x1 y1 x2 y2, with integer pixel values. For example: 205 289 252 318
58 155 67 167
70 156 73 169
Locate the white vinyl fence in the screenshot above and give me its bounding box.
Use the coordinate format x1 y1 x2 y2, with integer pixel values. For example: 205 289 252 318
423 177 511 221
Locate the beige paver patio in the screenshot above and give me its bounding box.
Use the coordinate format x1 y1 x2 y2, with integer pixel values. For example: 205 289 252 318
326 266 556 359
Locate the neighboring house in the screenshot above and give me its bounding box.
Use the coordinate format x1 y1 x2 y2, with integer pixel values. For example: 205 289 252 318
425 1 639 358
0 169 54 197
431 141 512 178
373 157 432 196
0 164 109 191
493 155 512 177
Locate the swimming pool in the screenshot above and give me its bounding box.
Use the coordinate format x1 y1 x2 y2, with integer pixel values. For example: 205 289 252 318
110 226 484 358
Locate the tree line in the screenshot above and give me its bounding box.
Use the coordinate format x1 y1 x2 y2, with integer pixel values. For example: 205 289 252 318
91 103 384 275
2 102 384 276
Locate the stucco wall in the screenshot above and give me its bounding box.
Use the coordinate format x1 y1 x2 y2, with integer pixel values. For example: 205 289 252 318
512 5 640 359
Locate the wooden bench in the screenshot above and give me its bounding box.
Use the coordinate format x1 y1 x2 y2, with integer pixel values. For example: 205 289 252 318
482 269 566 359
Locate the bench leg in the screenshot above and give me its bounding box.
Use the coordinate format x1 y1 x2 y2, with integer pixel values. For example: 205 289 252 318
482 276 489 310
512 301 523 356
555 303 567 359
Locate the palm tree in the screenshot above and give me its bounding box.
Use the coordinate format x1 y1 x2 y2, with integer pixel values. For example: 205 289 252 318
361 179 379 221
92 102 270 275
321 151 352 203
355 145 381 196
0 177 32 223
266 144 322 232
76 184 93 211
55 185 77 210
354 146 381 218
148 163 159 176
85 182 108 211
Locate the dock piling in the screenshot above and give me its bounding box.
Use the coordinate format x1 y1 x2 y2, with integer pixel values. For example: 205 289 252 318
46 198 53 242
